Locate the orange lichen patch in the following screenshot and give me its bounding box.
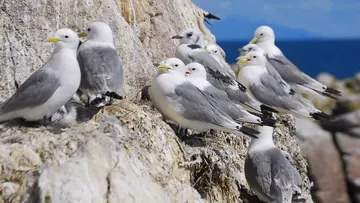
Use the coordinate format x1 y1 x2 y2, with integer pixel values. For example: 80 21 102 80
119 0 131 25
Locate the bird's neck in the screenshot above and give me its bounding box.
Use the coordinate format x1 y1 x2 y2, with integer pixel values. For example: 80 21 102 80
51 47 77 58
257 41 282 57
249 126 276 152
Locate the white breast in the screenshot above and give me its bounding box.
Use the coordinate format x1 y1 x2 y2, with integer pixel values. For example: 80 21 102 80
238 65 266 88
23 49 81 121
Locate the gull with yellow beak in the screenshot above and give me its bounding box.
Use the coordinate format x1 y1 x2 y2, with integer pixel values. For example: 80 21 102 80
185 62 276 127
237 50 331 120
175 43 278 115
237 44 295 96
249 25 341 99
0 28 81 123
77 22 124 107
149 58 261 138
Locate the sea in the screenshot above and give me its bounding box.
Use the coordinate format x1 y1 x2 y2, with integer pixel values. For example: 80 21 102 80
218 39 360 79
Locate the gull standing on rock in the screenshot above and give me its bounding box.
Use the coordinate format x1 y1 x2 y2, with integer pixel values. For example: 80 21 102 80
185 62 276 127
237 50 331 120
0 29 81 123
174 43 278 114
77 22 124 107
249 25 341 99
245 126 305 203
238 44 296 96
149 58 260 138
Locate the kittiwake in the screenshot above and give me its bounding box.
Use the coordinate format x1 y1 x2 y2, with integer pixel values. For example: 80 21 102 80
245 126 305 203
171 28 207 47
175 43 278 114
237 50 331 120
197 7 221 25
185 62 276 127
77 22 124 107
238 44 296 96
249 25 341 99
148 58 260 138
0 29 81 123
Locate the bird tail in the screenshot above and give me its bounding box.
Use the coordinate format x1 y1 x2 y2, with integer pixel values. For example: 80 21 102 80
304 82 342 100
260 117 276 127
204 13 221 20
310 111 332 121
237 125 260 138
260 104 278 115
247 111 276 127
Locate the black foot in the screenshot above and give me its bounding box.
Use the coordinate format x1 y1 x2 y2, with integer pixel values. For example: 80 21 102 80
90 97 105 107
105 91 123 100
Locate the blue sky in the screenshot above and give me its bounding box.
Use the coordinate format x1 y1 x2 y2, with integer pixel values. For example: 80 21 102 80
193 0 360 41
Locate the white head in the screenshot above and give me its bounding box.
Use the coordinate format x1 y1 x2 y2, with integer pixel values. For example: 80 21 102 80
205 44 223 59
81 22 114 44
250 25 275 44
47 28 80 50
240 44 263 56
156 58 187 75
237 50 267 67
185 63 207 79
172 28 204 46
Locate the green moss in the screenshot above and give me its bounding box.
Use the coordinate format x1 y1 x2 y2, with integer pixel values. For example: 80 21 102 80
45 193 51 203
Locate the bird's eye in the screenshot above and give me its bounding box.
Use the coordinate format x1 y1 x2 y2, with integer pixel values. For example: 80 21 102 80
253 56 257 58
65 35 69 38
260 33 263 36
175 64 178 67
187 32 193 37
249 48 252 51
192 68 196 71
214 51 218 53
87 28 91 32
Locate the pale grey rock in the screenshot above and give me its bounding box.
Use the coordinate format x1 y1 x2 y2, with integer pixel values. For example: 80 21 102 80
0 1 312 203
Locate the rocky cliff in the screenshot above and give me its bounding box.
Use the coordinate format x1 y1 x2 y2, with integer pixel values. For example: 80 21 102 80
0 0 320 202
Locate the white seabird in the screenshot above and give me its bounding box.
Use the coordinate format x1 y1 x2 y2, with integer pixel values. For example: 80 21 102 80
148 58 260 138
175 43 278 115
77 22 124 107
237 50 331 120
185 62 276 127
245 126 305 203
249 25 341 99
0 29 81 123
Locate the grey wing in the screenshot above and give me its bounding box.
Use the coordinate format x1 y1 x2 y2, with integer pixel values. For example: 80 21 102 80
249 74 304 111
268 55 315 86
202 86 254 122
271 150 297 203
190 51 245 90
245 152 276 202
171 83 230 126
78 45 123 93
266 62 295 95
0 67 60 114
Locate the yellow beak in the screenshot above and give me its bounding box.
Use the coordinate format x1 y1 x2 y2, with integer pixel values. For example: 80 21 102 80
156 64 169 71
46 37 60 43
236 56 249 65
204 48 211 54
249 37 258 44
78 32 88 38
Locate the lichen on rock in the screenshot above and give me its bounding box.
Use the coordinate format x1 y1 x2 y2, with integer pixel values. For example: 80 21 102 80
0 0 313 203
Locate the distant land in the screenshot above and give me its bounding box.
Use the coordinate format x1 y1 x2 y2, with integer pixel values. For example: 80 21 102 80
218 39 360 79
